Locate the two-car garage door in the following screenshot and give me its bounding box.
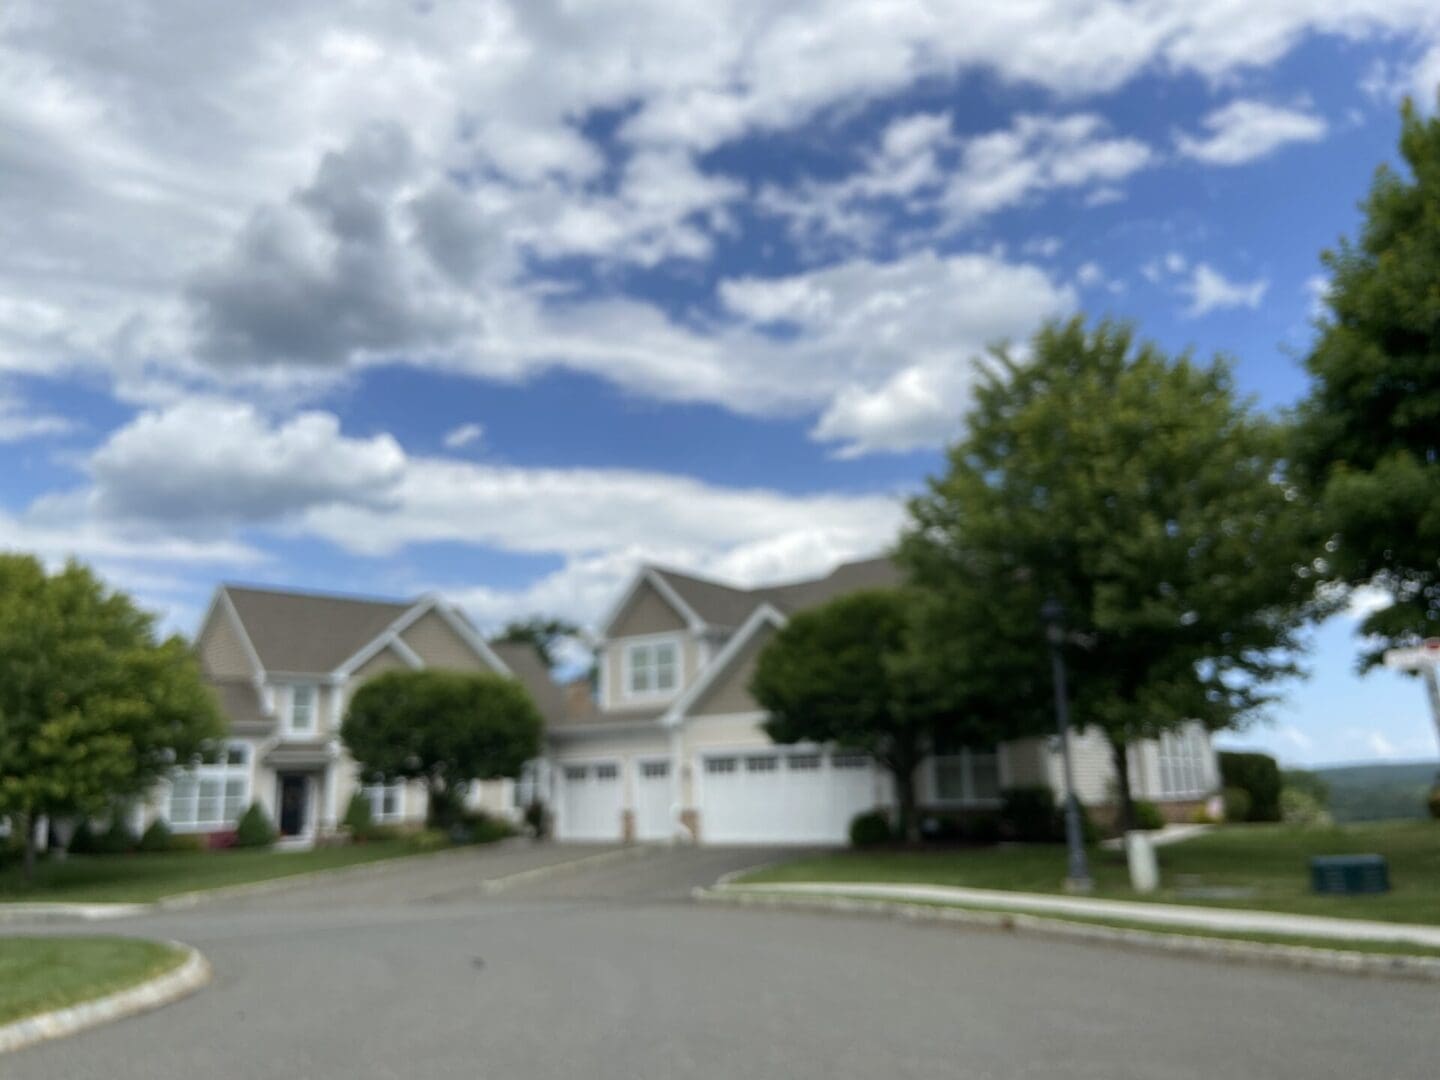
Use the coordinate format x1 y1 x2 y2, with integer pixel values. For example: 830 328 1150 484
698 749 877 844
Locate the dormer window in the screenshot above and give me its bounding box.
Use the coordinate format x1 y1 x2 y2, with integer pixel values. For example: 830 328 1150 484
289 684 316 735
625 639 679 697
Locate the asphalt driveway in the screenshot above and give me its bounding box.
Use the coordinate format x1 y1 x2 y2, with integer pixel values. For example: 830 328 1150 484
6 842 1436 1079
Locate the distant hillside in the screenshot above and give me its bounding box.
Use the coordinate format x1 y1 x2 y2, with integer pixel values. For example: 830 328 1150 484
1312 761 1439 823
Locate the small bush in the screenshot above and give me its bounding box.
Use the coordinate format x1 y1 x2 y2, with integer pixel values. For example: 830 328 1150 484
1426 778 1440 821
343 792 376 840
1219 751 1282 822
97 817 138 855
67 820 98 855
1280 787 1331 827
1222 786 1252 824
523 799 551 840
139 819 172 853
1000 786 1058 842
849 810 892 848
234 803 277 848
167 833 206 853
1130 800 1165 831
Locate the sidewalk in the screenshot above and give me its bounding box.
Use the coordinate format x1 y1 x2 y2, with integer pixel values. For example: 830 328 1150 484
719 881 1440 948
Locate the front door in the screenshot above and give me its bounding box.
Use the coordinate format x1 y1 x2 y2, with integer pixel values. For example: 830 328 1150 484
278 774 309 837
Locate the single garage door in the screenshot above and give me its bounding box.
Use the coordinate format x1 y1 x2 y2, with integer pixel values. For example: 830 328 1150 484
698 749 877 844
555 760 624 841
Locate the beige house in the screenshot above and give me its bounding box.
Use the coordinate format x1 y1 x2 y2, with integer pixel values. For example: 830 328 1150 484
150 584 555 843
544 556 1220 844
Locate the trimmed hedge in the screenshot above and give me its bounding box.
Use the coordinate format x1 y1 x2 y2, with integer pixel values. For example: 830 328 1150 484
1222 786 1252 823
1131 800 1165 831
139 819 172 853
1219 751 1282 822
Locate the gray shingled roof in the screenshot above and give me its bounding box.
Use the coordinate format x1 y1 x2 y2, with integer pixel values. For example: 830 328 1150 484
488 640 566 726
223 585 417 675
649 554 901 629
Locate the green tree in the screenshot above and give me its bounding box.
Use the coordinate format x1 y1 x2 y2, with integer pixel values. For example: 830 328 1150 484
1294 96 1440 665
342 670 543 828
750 589 992 843
497 617 581 669
0 554 223 880
902 319 1326 832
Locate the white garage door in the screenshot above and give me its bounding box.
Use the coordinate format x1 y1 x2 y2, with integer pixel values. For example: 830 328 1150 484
634 758 674 841
699 749 877 844
555 761 624 842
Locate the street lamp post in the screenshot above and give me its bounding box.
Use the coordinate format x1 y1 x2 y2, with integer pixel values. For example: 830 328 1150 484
1041 597 1093 894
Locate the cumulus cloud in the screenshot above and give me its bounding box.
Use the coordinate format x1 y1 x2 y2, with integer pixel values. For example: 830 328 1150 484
86 400 406 525
1182 263 1270 316
1175 100 1328 165
721 251 1075 455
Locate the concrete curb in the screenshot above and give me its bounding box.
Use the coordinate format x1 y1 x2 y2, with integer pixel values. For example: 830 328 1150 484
694 888 1440 983
0 941 211 1055
480 844 653 894
0 903 149 925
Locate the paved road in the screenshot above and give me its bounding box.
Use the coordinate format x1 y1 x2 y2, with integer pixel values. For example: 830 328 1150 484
7 843 1437 1079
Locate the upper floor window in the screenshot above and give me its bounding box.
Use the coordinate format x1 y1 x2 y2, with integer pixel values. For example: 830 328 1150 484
625 639 679 697
289 684 316 735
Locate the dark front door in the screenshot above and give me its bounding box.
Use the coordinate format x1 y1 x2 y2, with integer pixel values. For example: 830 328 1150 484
278 774 308 836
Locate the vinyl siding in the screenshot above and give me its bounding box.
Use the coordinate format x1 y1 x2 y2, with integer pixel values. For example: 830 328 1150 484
400 609 489 672
687 625 770 717
351 644 410 682
610 581 688 637
601 634 700 709
196 603 254 678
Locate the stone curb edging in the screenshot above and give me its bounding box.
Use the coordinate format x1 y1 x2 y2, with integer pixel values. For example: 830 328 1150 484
480 843 654 894
0 941 211 1055
694 888 1440 983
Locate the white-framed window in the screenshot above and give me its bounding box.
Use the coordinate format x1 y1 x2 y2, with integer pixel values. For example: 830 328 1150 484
787 753 821 771
1157 727 1210 798
167 741 251 831
931 748 1002 805
830 752 870 770
745 755 778 773
624 638 679 697
594 763 619 781
705 756 737 775
640 760 670 779
363 781 405 823
563 764 588 782
288 684 317 735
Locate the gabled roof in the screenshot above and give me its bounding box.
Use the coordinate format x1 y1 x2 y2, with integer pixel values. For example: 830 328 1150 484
640 553 903 633
488 641 567 726
221 585 416 675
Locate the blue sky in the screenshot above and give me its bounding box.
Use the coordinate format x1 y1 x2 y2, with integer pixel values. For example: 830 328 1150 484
4 2 1440 768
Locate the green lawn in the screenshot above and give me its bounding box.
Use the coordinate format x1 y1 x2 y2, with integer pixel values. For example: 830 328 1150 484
0 841 434 905
738 821 1440 925
0 936 185 1025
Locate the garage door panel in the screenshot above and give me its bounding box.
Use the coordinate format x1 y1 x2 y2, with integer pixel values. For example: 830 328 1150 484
700 749 876 844
556 760 624 842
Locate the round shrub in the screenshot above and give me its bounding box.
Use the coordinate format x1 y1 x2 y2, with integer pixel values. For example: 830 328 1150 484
1218 751 1282 822
67 820 98 855
234 802 277 848
1222 787 1252 824
98 817 138 855
1000 785 1059 842
1131 800 1165 831
139 819 173 853
849 810 892 848
343 791 374 840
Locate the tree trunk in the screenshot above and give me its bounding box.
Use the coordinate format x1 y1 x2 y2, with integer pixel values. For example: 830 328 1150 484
891 761 920 845
21 812 38 884
1108 736 1135 835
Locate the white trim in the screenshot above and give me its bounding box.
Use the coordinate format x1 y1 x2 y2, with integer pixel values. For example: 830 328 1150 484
387 633 424 669
331 600 433 677
660 604 786 728
596 566 707 638
331 596 512 679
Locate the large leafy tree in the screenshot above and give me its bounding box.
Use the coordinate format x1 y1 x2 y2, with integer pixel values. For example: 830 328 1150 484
0 554 223 879
1294 97 1440 665
750 589 993 843
342 670 543 827
902 319 1326 832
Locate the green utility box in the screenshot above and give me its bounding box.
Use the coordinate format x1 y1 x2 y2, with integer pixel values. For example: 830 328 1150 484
1310 854 1390 895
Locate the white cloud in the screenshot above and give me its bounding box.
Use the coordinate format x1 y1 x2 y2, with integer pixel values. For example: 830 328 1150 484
1182 263 1269 316
0 387 72 443
1175 99 1328 166
1075 261 1105 288
720 250 1075 455
84 400 406 525
443 422 484 450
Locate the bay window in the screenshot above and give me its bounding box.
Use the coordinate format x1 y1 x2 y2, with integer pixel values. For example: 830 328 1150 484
168 742 251 830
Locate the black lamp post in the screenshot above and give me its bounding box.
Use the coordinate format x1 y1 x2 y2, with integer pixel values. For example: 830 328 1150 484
1041 596 1093 893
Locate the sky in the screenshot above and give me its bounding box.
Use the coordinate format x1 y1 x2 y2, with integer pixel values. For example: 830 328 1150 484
4 1 1440 769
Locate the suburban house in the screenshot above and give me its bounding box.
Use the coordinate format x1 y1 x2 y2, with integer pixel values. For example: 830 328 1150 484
152 559 1219 847
143 584 556 843
544 556 1221 845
